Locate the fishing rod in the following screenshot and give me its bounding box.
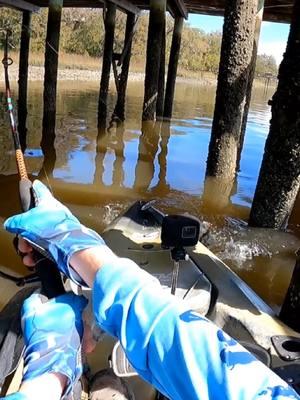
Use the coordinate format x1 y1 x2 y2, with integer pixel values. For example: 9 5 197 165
1 29 64 298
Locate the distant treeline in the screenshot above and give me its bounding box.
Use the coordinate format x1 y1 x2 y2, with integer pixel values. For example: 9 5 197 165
0 8 278 76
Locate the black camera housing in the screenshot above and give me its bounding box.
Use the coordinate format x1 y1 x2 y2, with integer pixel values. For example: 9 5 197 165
161 214 200 248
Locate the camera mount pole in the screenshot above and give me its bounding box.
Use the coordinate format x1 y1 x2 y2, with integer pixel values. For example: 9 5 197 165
170 247 189 295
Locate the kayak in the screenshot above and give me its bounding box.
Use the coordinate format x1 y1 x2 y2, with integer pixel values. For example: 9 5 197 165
1 200 300 399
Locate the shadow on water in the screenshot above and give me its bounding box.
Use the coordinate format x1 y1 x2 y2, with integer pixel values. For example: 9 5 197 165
0 80 299 309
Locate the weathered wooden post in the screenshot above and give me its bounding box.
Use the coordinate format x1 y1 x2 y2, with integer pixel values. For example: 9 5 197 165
98 2 117 130
113 12 135 122
237 0 265 169
156 15 166 119
142 0 166 121
206 0 258 180
42 0 63 152
249 0 300 228
280 251 300 332
163 17 184 120
18 10 31 151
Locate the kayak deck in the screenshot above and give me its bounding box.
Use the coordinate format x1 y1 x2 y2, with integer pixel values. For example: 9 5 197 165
103 201 300 392
2 200 300 398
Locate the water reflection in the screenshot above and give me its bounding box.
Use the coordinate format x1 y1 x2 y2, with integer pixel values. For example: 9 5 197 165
134 121 160 192
95 122 125 188
152 122 171 195
39 124 56 180
0 80 299 310
202 176 238 212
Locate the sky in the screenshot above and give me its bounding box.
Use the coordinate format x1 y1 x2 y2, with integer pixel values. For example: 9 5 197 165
187 14 290 66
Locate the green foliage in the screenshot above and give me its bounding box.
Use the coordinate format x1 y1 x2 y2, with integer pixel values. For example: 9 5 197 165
180 27 207 71
30 9 47 52
0 8 22 49
0 7 278 76
202 33 222 73
255 54 278 77
60 8 104 56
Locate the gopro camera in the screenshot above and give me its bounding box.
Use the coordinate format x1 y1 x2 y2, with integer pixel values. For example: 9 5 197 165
161 214 200 248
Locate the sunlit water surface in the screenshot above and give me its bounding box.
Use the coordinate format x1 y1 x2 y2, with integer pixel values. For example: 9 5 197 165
0 80 299 312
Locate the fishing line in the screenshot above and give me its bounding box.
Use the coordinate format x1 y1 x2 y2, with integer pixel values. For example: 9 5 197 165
1 29 64 298
41 165 54 195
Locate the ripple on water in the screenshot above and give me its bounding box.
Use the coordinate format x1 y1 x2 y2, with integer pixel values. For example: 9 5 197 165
201 216 300 270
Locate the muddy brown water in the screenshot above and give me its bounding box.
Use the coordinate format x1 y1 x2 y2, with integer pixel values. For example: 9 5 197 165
0 79 299 313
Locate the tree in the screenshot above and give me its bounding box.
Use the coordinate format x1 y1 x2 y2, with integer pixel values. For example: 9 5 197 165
255 54 278 77
0 8 21 49
0 7 278 78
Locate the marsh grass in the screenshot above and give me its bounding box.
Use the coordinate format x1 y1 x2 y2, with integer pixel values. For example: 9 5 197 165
10 50 140 71
10 50 214 78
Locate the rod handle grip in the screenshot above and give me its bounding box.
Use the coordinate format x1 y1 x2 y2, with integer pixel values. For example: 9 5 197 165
18 178 65 298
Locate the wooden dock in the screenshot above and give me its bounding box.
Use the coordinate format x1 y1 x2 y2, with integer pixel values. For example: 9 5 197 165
0 0 294 22
0 0 299 232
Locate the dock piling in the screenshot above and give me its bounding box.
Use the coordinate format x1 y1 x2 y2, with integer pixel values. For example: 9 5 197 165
112 12 136 122
237 0 264 170
142 0 166 121
42 0 63 146
163 17 183 120
98 2 117 130
249 0 300 229
156 13 166 120
206 0 258 180
18 10 31 151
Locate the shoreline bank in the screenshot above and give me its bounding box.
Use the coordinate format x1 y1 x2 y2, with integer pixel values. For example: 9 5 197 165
3 65 276 89
5 64 216 85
